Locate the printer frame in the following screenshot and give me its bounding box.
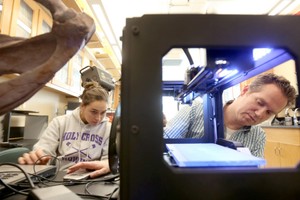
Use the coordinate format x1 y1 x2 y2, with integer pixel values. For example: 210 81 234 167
120 14 300 200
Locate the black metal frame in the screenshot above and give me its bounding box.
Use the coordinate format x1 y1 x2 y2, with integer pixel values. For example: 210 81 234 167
120 14 300 200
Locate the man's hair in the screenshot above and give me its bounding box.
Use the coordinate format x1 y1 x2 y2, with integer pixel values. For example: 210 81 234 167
249 73 297 107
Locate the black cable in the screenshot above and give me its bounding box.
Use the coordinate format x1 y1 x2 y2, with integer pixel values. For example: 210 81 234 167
84 179 119 199
1 159 119 198
28 173 93 186
63 173 119 185
77 193 109 199
27 172 109 187
33 154 61 183
84 181 99 195
183 48 194 66
108 186 119 200
0 155 60 194
0 162 36 195
26 173 63 187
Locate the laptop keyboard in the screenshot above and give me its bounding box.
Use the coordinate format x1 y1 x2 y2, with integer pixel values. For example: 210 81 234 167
0 171 25 184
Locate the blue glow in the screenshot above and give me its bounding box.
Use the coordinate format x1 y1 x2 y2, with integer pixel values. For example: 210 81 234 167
217 68 238 78
253 48 272 61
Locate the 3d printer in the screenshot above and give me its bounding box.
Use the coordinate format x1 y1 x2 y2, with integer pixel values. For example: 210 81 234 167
120 14 300 199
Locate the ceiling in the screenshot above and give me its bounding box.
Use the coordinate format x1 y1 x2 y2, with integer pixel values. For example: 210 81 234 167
82 0 300 82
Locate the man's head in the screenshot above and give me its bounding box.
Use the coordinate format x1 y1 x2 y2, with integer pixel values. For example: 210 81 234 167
227 73 297 128
248 73 296 107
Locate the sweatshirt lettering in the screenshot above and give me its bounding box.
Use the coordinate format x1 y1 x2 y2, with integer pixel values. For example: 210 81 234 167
63 132 79 140
62 131 103 145
62 157 91 162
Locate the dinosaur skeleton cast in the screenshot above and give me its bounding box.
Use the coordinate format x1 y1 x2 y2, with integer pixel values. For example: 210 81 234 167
0 0 95 115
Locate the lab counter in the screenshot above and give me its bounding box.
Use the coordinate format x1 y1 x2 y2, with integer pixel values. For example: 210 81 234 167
261 125 300 129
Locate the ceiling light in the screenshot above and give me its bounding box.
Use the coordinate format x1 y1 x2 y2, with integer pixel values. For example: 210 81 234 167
91 4 117 45
170 0 189 6
269 0 292 15
112 45 122 63
280 0 300 14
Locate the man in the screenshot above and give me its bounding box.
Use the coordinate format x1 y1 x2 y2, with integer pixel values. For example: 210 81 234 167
164 73 297 158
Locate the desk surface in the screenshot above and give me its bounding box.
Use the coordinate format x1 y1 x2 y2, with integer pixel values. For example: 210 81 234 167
2 170 119 200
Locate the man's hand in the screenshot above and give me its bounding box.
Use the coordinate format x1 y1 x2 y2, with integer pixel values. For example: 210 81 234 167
66 160 110 178
18 149 50 165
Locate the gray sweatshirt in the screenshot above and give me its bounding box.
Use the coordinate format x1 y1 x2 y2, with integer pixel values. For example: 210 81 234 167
33 107 111 169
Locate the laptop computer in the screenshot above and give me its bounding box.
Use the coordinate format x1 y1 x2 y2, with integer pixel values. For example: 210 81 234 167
166 143 266 167
0 164 56 193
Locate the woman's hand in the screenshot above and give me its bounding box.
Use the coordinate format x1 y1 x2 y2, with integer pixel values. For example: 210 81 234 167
18 148 50 165
66 160 110 178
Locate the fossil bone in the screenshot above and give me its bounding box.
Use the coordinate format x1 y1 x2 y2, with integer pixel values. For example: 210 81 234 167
0 0 95 115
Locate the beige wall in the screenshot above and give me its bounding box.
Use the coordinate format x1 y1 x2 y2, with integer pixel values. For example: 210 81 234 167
20 87 69 122
0 77 71 122
273 59 298 96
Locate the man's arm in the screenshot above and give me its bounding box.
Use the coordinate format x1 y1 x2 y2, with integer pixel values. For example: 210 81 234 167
164 99 204 138
164 105 191 138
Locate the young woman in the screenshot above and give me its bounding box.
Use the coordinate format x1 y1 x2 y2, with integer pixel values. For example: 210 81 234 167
18 81 111 177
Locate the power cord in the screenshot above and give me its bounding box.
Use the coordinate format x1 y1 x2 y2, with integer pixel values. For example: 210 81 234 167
0 162 36 195
0 158 119 199
33 155 61 182
0 154 59 196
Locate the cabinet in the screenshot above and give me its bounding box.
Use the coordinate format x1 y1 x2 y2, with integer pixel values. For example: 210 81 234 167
37 6 52 34
50 50 88 96
0 0 14 34
3 0 88 97
51 62 71 90
0 0 120 99
263 127 300 168
10 0 40 38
